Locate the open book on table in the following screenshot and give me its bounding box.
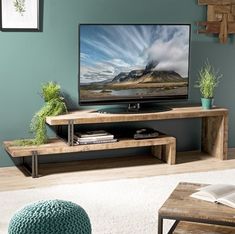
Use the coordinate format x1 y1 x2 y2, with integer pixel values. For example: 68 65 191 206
191 184 235 209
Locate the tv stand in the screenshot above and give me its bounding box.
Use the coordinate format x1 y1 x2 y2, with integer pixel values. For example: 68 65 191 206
46 106 228 160
3 105 228 178
98 103 171 114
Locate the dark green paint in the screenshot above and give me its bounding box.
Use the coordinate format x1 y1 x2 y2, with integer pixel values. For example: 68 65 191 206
0 0 234 167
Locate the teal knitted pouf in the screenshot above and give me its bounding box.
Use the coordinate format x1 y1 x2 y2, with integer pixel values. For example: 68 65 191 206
8 200 92 234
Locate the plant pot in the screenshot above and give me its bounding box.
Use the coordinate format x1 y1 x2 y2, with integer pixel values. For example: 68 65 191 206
201 98 214 110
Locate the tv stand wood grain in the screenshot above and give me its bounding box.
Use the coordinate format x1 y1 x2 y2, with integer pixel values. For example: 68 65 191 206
3 105 228 178
46 106 228 160
4 136 176 178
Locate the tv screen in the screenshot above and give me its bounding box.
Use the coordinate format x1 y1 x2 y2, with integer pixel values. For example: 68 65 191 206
79 24 191 106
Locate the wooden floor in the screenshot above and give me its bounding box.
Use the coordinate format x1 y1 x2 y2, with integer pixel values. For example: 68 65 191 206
1 149 235 192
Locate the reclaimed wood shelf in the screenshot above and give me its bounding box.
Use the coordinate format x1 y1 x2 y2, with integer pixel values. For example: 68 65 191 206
46 106 228 160
3 136 175 158
46 106 228 125
3 105 228 178
3 135 176 178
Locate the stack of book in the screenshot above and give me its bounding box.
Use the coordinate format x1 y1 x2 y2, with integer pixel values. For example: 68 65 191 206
73 130 117 145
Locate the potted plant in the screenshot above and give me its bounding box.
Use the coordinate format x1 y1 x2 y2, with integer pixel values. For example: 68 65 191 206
15 82 67 146
195 61 222 109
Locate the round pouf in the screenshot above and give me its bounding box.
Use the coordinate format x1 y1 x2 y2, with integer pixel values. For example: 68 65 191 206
8 200 92 234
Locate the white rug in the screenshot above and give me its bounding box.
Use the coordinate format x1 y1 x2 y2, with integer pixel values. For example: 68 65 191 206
1 169 235 234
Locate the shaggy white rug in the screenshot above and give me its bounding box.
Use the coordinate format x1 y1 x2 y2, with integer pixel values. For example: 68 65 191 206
1 169 235 234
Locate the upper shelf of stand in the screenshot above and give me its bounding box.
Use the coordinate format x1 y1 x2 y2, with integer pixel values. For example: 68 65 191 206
45 105 228 126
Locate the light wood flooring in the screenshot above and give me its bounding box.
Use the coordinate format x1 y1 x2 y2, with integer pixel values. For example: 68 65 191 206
1 149 235 192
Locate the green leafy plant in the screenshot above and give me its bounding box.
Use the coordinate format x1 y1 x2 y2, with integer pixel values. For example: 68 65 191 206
13 0 26 16
15 82 67 146
195 61 222 98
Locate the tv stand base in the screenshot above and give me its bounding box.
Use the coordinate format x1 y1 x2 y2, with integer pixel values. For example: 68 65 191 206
128 103 141 112
98 103 171 114
3 106 228 177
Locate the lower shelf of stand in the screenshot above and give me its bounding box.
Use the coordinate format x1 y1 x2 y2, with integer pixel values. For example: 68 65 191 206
172 221 235 234
3 135 176 158
3 136 175 177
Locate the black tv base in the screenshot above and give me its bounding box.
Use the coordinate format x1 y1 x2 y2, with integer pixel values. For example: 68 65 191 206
98 103 171 114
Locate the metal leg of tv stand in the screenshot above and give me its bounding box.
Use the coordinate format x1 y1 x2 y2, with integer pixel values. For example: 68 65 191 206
68 120 74 146
22 151 39 178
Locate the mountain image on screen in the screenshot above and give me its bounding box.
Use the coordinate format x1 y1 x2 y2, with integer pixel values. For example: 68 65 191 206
79 25 190 102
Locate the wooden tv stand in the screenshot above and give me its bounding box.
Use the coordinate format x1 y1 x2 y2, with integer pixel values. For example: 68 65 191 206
3 105 228 178
46 105 228 159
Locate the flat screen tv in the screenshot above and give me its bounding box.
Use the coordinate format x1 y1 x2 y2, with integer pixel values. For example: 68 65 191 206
79 24 191 111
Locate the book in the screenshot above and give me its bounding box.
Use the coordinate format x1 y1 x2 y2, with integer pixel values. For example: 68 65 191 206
74 138 117 145
76 130 110 138
190 184 235 208
74 134 114 142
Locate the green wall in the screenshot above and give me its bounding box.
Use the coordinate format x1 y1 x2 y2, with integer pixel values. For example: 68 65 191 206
0 0 234 167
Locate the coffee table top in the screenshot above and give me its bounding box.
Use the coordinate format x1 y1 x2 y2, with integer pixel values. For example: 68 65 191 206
159 182 235 225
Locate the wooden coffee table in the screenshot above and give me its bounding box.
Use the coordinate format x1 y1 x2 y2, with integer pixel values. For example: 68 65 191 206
158 182 235 234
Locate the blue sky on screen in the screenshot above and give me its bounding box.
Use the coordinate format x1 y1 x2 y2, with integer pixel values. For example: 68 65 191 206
80 25 190 84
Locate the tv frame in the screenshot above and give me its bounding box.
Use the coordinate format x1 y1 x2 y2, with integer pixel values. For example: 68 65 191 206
78 23 191 106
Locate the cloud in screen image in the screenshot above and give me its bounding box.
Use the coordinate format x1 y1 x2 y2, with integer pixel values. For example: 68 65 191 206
80 25 190 84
